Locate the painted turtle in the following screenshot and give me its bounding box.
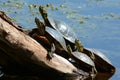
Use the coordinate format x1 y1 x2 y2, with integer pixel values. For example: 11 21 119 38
31 17 68 58
67 45 97 79
39 6 83 51
83 48 116 79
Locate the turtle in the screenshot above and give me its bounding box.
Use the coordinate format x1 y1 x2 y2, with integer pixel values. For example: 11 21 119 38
39 6 84 52
67 45 97 79
30 17 68 59
83 48 116 79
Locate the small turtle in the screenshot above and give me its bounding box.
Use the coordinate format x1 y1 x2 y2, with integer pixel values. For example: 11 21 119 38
32 18 68 59
67 45 97 79
39 6 83 51
75 39 95 63
83 48 116 79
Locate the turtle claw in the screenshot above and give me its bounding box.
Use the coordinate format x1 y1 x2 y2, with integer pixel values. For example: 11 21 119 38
47 43 55 60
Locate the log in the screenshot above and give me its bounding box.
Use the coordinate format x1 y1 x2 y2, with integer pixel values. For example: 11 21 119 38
0 11 89 80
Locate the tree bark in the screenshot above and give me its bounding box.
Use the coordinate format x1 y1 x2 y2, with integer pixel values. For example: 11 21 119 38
0 11 89 80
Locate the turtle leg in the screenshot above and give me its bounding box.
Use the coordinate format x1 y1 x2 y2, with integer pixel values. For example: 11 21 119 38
88 51 97 79
47 43 55 60
67 45 75 62
93 66 97 75
67 45 73 56
90 66 97 80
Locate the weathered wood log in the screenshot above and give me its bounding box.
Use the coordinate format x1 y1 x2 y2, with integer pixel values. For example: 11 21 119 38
0 11 90 80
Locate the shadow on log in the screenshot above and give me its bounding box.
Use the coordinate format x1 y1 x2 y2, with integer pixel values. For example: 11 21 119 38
0 11 90 80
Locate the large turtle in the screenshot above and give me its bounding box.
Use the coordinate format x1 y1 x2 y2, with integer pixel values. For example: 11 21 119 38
39 6 84 52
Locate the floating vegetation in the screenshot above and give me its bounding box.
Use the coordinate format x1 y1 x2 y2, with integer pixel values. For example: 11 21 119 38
46 4 58 11
91 13 120 20
60 4 68 8
102 13 120 20
12 18 17 22
87 0 104 5
28 4 38 10
28 4 59 17
79 20 84 24
1 1 25 9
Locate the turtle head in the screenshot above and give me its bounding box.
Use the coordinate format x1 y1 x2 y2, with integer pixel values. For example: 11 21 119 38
75 39 83 52
39 6 51 27
39 6 48 21
35 17 45 35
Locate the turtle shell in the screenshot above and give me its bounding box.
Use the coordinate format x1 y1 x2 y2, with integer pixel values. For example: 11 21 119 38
70 51 95 72
72 51 95 67
47 17 77 43
46 26 67 51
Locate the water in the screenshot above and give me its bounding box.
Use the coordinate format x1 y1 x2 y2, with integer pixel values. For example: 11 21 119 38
0 0 120 79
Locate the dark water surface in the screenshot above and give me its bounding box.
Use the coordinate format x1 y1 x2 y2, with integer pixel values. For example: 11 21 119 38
0 0 120 80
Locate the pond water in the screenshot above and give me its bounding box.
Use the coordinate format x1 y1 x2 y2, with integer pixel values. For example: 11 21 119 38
0 0 120 80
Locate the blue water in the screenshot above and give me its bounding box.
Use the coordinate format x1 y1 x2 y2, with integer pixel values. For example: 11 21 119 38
0 0 120 79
